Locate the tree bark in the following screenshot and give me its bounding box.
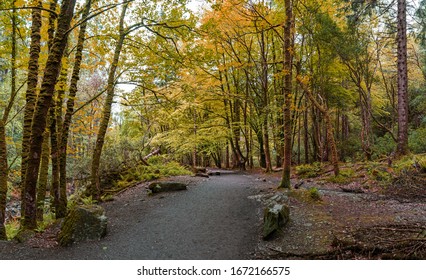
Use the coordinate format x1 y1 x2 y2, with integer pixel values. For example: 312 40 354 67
280 0 293 188
89 3 128 198
59 0 92 214
396 0 409 157
304 95 309 164
0 1 18 239
22 0 77 230
36 130 50 222
51 57 68 218
21 0 43 219
0 121 7 239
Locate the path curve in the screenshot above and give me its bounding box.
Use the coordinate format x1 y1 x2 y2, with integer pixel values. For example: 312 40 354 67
1 172 261 260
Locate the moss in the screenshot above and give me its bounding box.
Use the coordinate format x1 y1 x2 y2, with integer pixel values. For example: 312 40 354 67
295 162 322 178
114 158 191 192
289 188 322 203
309 187 322 201
59 205 107 246
326 169 356 184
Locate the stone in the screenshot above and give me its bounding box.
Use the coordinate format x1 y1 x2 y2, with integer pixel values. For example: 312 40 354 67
195 173 209 178
14 229 36 243
59 205 107 246
263 204 290 240
148 182 187 193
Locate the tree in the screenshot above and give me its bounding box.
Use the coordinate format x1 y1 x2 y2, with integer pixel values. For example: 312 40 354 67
21 0 42 219
58 0 93 217
22 0 77 230
280 0 293 188
1 0 18 240
396 0 409 156
89 3 129 198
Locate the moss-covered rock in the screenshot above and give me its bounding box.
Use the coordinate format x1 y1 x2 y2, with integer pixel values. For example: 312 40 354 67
14 229 36 243
263 204 290 240
148 182 187 194
59 205 107 246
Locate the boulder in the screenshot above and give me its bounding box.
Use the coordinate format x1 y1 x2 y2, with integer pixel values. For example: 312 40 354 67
263 204 290 240
195 173 209 178
148 182 187 193
59 205 107 246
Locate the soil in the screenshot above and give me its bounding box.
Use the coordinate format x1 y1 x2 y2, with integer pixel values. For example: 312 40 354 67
1 165 425 260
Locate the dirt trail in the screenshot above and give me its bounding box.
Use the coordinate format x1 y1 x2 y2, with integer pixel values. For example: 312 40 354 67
0 172 261 260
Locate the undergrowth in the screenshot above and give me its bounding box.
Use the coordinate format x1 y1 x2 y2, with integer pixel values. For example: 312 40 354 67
295 162 322 178
289 187 322 203
5 212 56 240
326 169 356 184
114 156 192 190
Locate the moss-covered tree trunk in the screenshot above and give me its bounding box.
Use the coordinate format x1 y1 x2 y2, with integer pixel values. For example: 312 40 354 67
0 120 8 239
280 0 293 188
21 0 43 219
89 3 128 199
59 0 92 215
36 130 50 222
51 55 68 218
0 1 19 239
22 0 77 230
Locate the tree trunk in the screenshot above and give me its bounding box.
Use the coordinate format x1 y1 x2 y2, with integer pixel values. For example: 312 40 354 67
396 0 409 157
22 0 76 230
0 121 7 239
225 142 230 169
36 130 50 222
0 1 18 239
304 96 309 164
360 90 373 160
89 3 128 198
51 57 68 218
59 0 92 213
280 0 293 188
21 0 43 219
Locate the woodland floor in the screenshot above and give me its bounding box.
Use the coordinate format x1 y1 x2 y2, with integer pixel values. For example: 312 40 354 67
0 165 425 260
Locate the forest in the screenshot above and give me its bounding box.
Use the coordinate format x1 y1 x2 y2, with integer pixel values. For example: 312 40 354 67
0 0 425 258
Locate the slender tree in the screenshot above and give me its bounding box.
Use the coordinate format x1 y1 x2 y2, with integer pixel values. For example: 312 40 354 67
59 0 93 215
1 0 19 239
396 0 409 156
280 0 293 188
21 0 43 219
89 3 129 198
22 0 77 230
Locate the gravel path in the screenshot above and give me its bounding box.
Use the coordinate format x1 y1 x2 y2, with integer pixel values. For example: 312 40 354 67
1 172 261 260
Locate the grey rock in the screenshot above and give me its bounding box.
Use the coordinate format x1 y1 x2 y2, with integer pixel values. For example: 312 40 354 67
148 182 188 193
263 204 290 240
59 205 107 246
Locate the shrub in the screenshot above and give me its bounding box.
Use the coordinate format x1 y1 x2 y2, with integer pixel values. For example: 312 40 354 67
409 128 426 154
373 134 397 158
309 187 321 201
326 169 356 184
5 219 20 240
